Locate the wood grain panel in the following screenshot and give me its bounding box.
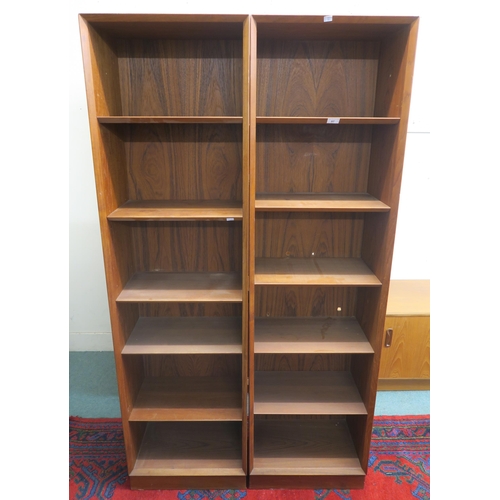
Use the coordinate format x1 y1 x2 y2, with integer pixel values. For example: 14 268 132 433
379 279 430 390
255 354 350 372
129 222 242 273
82 14 246 39
256 117 398 124
256 213 364 259
353 20 419 474
80 16 138 474
117 272 242 302
254 371 366 415
130 475 246 490
254 15 417 41
379 316 430 380
257 40 379 117
248 474 365 490
386 280 430 316
99 116 243 124
351 287 382 426
241 15 253 474
130 422 244 476
108 200 243 221
82 21 122 116
122 316 242 354
253 419 363 475
137 303 241 318
143 354 241 378
129 376 241 421
374 27 412 118
256 125 372 194
254 317 373 354
255 193 389 212
117 39 242 116
255 258 381 286
255 286 357 317
125 124 242 201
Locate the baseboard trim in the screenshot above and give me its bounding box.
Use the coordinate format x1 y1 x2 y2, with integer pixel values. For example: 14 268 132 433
69 332 113 351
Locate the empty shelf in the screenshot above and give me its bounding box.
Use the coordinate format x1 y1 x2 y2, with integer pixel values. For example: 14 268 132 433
117 272 242 302
255 193 389 212
254 371 367 415
256 116 399 125
253 419 364 476
254 317 373 354
123 317 242 355
254 258 381 286
129 376 242 421
108 200 243 221
130 421 244 477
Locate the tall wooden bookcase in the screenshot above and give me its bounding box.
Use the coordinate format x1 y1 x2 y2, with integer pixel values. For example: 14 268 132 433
79 14 418 490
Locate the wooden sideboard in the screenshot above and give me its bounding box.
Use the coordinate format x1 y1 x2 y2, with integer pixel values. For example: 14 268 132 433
378 280 430 390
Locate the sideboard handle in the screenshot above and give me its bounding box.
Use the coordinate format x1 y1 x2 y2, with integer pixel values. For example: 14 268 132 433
384 328 393 348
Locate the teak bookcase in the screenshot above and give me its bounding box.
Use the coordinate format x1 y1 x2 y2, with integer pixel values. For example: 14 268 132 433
79 14 418 490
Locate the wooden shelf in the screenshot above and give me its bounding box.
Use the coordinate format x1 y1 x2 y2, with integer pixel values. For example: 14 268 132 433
254 258 381 286
252 419 364 476
256 116 399 125
108 200 243 221
116 272 242 302
129 376 242 421
98 116 243 124
123 317 242 355
255 193 389 212
130 421 245 477
254 317 374 354
254 371 367 415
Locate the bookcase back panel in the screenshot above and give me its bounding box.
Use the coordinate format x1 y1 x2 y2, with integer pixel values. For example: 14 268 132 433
256 213 364 259
254 18 416 41
256 125 372 194
143 354 242 377
257 40 379 117
130 221 242 272
255 286 357 317
88 17 245 39
124 124 242 201
138 303 242 317
116 39 242 116
255 354 350 372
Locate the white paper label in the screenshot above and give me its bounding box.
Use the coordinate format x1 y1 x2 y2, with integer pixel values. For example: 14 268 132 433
226 218 234 221
324 15 333 22
327 118 340 124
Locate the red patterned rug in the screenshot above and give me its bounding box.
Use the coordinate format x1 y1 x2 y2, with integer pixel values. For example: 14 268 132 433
69 415 429 500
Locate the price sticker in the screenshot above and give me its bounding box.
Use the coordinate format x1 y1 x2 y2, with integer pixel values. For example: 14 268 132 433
327 118 340 124
324 15 333 22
